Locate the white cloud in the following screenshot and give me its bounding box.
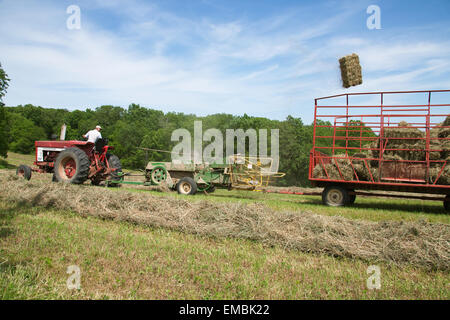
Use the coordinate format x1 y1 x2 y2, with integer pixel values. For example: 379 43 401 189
0 0 449 124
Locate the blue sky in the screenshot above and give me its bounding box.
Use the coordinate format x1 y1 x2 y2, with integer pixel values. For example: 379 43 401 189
0 0 449 123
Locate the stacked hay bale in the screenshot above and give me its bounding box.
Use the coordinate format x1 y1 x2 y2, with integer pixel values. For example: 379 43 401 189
350 153 377 181
429 116 450 184
312 116 450 185
312 158 355 181
382 121 426 161
430 125 442 160
339 53 363 88
438 115 450 160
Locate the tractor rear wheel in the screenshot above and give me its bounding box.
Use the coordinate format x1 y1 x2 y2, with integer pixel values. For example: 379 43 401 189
54 148 90 184
16 165 32 180
177 177 197 195
322 186 349 207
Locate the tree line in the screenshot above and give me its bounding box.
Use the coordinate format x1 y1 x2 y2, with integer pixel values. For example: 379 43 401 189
0 63 374 187
1 103 322 186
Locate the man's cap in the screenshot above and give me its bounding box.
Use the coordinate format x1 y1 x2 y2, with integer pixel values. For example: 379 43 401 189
96 125 102 129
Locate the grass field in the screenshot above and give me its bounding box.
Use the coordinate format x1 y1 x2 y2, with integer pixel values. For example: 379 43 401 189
1 201 448 299
0 152 34 169
1 152 449 299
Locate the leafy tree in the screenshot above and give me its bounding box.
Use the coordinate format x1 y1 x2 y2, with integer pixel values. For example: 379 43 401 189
335 120 376 154
0 63 9 103
0 63 11 157
7 113 46 154
4 101 331 186
0 106 8 157
278 116 312 186
110 120 146 168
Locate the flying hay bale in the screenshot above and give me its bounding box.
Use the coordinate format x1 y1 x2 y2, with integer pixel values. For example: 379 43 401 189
339 53 363 88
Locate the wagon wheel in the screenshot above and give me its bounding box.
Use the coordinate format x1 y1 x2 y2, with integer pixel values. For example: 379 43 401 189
322 186 349 207
150 166 167 185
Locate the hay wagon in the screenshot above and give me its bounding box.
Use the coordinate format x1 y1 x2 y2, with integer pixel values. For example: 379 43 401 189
308 90 450 210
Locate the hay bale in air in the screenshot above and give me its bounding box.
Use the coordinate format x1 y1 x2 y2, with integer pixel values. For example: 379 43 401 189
339 53 363 88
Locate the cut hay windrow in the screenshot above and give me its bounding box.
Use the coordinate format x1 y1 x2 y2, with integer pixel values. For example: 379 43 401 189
1 174 449 271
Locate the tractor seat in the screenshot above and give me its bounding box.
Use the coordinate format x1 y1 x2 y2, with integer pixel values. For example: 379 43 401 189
94 138 108 152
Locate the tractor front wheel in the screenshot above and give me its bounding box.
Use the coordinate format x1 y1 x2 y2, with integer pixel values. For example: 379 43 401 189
177 177 197 195
54 148 90 184
16 165 32 180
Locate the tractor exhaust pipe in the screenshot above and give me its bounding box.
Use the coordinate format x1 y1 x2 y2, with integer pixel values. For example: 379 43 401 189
60 123 67 141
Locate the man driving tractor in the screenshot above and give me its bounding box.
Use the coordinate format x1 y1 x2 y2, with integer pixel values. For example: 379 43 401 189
83 125 102 143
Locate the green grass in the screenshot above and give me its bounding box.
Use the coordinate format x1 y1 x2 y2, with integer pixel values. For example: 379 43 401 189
1 201 448 300
1 152 449 299
0 152 34 169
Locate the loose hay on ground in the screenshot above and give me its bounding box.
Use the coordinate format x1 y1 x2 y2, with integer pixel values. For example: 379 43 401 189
1 174 449 271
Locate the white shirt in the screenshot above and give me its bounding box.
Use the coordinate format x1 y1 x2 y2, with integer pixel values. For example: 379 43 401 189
84 129 102 143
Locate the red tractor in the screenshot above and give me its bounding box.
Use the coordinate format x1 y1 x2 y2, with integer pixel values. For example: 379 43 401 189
17 138 122 185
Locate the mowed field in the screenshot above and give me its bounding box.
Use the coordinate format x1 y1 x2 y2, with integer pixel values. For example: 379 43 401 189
1 152 449 299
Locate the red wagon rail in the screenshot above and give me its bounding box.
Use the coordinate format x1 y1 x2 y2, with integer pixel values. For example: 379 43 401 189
308 90 450 209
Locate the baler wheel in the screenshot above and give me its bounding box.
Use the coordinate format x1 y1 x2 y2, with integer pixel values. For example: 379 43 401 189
150 166 167 185
16 165 32 181
177 177 197 195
